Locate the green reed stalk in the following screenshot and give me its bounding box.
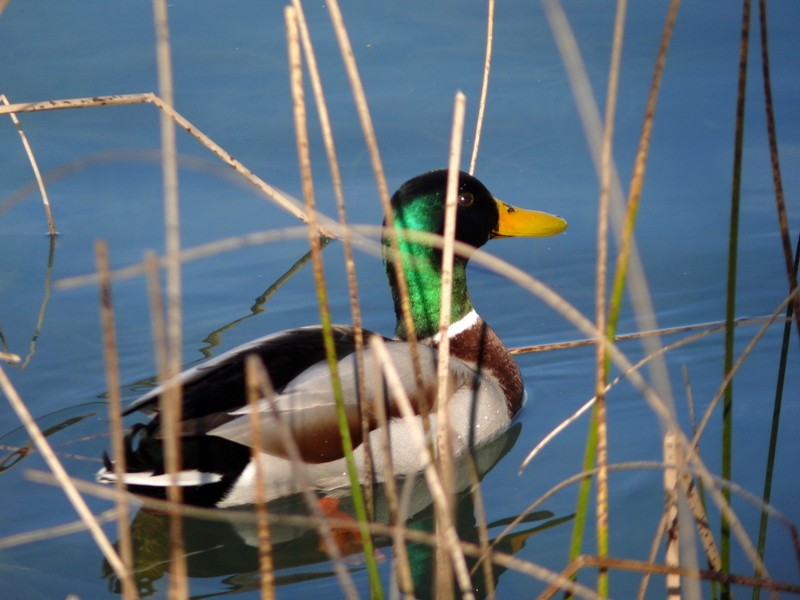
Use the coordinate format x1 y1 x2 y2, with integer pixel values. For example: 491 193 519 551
753 240 798 600
722 2 752 597
285 7 383 598
291 0 375 520
590 0 627 592
561 0 681 595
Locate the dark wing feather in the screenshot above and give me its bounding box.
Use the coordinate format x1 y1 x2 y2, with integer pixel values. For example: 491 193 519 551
123 325 371 420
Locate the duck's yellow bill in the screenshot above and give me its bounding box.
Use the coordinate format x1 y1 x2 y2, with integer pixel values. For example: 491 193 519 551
491 198 568 238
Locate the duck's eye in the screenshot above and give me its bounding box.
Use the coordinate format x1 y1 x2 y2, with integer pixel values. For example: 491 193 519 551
458 192 474 207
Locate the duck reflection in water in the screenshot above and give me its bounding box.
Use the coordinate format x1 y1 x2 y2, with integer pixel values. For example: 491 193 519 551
102 423 569 598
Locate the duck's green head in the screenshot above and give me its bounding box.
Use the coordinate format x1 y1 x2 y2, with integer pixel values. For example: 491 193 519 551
384 170 567 340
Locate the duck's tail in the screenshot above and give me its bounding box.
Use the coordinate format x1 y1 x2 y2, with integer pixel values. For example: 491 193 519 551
96 423 252 507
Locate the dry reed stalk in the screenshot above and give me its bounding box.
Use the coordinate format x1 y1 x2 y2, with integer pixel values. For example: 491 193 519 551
95 240 137 600
510 315 788 355
677 481 705 600
465 453 497 599
676 455 769 588
498 465 794 598
0 367 127 578
636 512 670 600
69 222 696 439
669 477 721 580
0 351 21 364
682 365 697 435
291 0 374 514
28 469 610 600
244 356 275 600
0 94 324 234
0 508 118 551
1 94 56 235
591 317 610 592
285 8 382 595
638 469 720 600
468 0 495 175
143 251 169 396
324 0 428 404
591 0 627 593
663 431 681 599
42 452 800 566
547 1 700 593
0 235 56 370
519 309 758 474
756 0 800 339
57 227 319 290
506 276 776 576
691 288 798 447
542 0 676 415
16 236 56 370
605 0 682 330
143 251 187 598
369 335 475 600
0 94 153 114
677 440 721 595
539 554 800 600
500 457 777 586
619 1 694 575
606 0 681 407
678 365 722 574
242 357 360 600
52 200 790 593
432 92 468 599
151 1 188 596
370 361 415 599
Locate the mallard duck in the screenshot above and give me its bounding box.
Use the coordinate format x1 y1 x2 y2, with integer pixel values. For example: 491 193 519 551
97 170 567 507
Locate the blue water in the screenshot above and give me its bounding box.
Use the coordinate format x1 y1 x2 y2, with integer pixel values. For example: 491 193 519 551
1 1 799 598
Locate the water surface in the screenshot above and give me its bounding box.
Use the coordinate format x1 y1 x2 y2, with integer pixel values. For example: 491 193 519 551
1 1 798 598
